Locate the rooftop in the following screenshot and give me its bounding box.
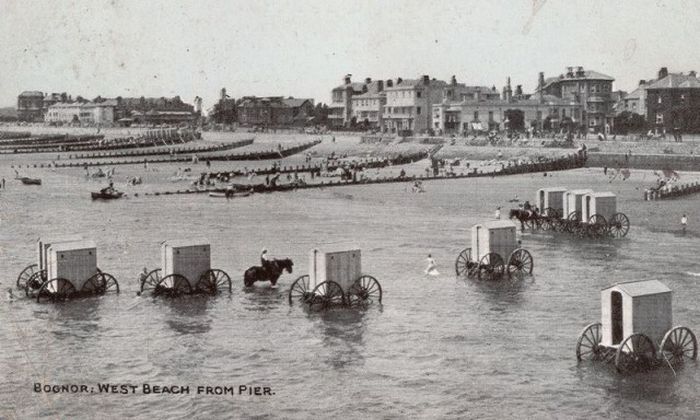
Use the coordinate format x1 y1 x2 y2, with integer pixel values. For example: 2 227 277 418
603 280 671 297
647 73 700 89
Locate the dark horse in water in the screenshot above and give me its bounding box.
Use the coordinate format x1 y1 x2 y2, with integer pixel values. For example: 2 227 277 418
244 258 294 287
509 208 537 229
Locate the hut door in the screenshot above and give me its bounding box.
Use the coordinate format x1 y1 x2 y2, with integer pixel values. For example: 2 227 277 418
585 196 591 221
539 191 545 210
611 291 623 345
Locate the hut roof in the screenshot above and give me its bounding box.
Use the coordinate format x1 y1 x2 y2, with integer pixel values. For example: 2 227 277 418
475 220 517 230
162 239 210 248
49 240 97 252
602 280 671 297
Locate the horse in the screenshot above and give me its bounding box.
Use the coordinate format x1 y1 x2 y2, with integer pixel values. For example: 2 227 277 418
509 208 536 230
243 258 293 287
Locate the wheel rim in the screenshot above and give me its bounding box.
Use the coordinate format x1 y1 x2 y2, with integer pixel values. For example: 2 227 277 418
576 323 602 361
140 268 162 293
309 280 344 309
615 333 657 373
477 253 504 281
17 264 38 289
288 275 311 305
196 269 231 295
101 273 120 294
24 270 47 297
609 213 630 238
154 274 192 297
507 248 533 276
348 275 382 305
661 326 698 365
455 248 472 276
37 278 77 303
588 214 608 238
82 272 107 294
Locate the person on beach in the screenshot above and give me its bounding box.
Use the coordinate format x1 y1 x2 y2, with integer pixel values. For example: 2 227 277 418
495 206 501 219
681 214 688 233
425 254 439 276
137 267 148 287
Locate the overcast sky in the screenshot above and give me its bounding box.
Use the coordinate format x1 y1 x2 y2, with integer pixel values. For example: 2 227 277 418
0 0 698 110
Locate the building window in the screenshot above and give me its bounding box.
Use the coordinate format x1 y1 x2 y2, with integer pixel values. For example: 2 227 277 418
417 91 422 98
473 111 479 121
536 110 542 120
488 111 494 122
658 96 662 104
416 107 421 115
656 113 664 124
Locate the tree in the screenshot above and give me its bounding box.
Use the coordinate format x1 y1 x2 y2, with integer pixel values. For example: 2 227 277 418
504 109 524 131
613 111 646 134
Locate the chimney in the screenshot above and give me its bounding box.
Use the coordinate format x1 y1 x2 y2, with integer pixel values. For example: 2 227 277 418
515 85 523 96
365 77 372 84
538 72 545 104
377 80 384 92
658 67 668 79
397 77 403 85
576 66 585 77
566 66 574 77
639 79 646 86
386 79 393 88
505 77 512 102
451 75 457 85
344 74 352 85
690 70 697 78
422 75 430 85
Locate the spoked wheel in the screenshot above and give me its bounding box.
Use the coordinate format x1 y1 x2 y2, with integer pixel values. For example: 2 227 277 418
588 214 608 238
25 270 48 297
576 322 603 361
507 248 534 278
82 272 110 294
140 268 162 293
37 278 77 303
544 207 561 219
17 264 38 290
609 213 630 238
565 211 581 232
477 253 504 281
660 326 698 366
455 248 475 276
196 269 232 295
154 274 192 297
540 217 552 231
347 275 382 305
615 333 657 373
309 280 344 310
288 275 312 305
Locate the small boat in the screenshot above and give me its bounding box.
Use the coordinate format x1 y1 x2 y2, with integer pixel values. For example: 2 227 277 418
91 190 124 200
17 177 42 185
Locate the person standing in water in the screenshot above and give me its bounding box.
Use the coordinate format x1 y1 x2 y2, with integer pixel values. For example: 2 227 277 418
681 214 688 233
495 206 501 219
425 254 439 276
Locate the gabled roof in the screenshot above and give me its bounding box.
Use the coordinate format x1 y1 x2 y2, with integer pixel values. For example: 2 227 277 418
19 91 44 97
603 280 671 297
647 73 700 89
282 98 312 108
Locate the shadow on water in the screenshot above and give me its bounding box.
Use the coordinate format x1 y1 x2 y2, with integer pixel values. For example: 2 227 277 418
307 307 376 370
160 295 212 335
45 298 102 339
460 274 534 307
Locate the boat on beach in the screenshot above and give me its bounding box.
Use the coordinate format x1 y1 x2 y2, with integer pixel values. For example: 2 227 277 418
91 190 125 200
16 177 42 185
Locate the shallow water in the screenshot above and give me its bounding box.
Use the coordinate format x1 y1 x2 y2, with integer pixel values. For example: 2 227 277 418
1 161 700 419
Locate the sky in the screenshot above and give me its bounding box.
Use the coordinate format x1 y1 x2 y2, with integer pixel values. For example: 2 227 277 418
0 0 698 111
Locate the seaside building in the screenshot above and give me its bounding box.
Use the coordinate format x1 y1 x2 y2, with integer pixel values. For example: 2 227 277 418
329 75 372 128
382 75 447 135
45 100 116 125
350 78 385 129
539 66 615 133
645 67 700 131
237 96 314 127
17 91 45 122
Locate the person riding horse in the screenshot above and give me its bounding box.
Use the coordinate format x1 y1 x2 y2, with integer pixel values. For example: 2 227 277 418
244 250 294 287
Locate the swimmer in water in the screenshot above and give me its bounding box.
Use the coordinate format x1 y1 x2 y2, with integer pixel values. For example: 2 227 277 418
425 254 439 276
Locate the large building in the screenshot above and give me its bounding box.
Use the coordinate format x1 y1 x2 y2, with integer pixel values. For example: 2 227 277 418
45 100 116 125
17 91 45 122
539 66 615 133
329 75 372 128
432 77 581 135
350 79 385 129
645 68 700 131
382 75 447 134
237 96 314 127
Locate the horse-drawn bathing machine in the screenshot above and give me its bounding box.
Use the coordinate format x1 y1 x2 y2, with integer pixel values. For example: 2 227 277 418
576 280 697 373
16 236 119 302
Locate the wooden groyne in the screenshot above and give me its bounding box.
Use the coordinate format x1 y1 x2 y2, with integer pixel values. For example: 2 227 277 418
643 182 700 200
67 139 254 160
133 153 586 198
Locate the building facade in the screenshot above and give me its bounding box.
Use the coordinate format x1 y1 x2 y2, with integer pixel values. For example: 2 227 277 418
45 101 116 125
539 66 615 133
382 75 446 134
645 68 700 131
329 75 373 128
350 79 385 129
237 96 314 127
17 91 45 122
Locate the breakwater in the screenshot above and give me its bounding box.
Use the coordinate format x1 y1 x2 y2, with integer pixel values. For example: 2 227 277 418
587 152 700 171
67 139 253 160
134 152 586 198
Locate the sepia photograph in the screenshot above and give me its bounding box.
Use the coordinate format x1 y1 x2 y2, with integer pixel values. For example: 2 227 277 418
1 0 699 418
